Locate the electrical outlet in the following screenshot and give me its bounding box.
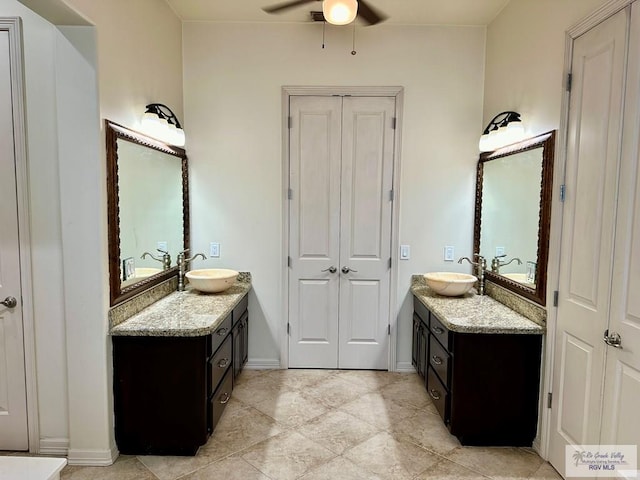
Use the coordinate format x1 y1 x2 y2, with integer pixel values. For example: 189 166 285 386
496 246 506 257
210 242 220 258
444 246 455 261
157 241 168 252
400 245 410 260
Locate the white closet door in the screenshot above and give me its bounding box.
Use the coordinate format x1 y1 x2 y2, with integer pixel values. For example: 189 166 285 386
0 29 28 450
338 97 394 369
288 96 342 368
549 8 629 475
600 2 640 457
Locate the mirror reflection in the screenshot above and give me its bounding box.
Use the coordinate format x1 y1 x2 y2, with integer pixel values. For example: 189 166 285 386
474 131 555 306
106 120 189 306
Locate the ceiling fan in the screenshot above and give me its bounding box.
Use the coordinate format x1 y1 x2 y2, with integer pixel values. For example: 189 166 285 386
262 0 387 26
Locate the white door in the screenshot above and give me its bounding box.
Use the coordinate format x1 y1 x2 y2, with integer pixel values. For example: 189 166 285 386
288 95 395 369
548 8 629 475
600 1 640 458
0 28 29 450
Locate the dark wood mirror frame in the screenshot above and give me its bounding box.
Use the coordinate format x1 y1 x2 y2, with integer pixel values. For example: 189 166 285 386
473 131 555 306
106 119 189 306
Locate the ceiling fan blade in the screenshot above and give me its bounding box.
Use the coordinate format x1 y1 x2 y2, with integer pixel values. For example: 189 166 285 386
357 0 387 25
263 0 318 14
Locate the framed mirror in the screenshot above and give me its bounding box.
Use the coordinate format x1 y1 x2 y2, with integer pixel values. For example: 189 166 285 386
473 131 555 306
106 120 189 306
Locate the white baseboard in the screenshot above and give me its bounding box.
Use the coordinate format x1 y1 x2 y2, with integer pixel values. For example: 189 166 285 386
395 361 416 373
39 437 69 456
67 443 118 466
245 358 281 369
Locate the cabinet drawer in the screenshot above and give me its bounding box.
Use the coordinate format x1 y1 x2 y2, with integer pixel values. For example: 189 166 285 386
430 314 450 349
208 368 233 433
208 313 232 358
427 367 449 424
209 335 232 396
232 294 248 325
413 297 430 326
429 334 450 387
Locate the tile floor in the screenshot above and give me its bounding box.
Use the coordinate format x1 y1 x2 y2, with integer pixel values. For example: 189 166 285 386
59 369 560 480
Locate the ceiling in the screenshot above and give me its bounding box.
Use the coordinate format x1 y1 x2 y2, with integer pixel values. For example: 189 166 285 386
166 0 511 26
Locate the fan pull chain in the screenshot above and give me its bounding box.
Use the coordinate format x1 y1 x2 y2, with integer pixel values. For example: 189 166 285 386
351 21 357 55
322 21 326 49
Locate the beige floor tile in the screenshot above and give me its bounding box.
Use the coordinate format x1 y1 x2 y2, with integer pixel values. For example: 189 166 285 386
300 456 383 480
334 370 404 390
253 389 328 427
297 409 380 455
179 455 271 480
61 456 157 480
528 462 563 479
379 375 431 409
241 431 336 480
345 431 441 480
446 447 544 480
234 369 268 386
137 447 227 480
202 406 283 456
231 380 284 407
304 374 372 408
262 368 338 390
391 411 460 455
339 392 420 430
415 458 490 479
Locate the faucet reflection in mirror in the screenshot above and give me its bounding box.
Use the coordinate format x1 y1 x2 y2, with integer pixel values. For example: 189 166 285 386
479 111 525 152
141 103 186 147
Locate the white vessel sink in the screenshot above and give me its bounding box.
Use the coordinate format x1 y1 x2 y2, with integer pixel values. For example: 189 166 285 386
424 272 477 297
502 272 535 286
135 267 162 278
186 268 239 293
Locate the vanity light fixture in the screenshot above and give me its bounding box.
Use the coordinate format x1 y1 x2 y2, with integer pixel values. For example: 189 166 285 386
141 103 186 147
478 111 525 152
323 0 358 25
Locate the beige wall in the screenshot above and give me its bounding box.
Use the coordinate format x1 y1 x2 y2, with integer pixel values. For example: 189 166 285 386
183 22 486 367
483 0 606 136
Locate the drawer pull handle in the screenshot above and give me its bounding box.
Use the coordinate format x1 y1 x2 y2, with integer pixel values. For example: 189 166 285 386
432 326 444 335
429 389 441 401
216 328 228 336
432 355 443 365
217 358 230 368
219 392 230 404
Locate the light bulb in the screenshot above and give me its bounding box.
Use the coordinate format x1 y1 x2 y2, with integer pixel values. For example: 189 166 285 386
323 0 358 25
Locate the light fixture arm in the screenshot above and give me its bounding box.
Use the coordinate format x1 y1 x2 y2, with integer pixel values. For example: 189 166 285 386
144 103 183 129
481 111 521 135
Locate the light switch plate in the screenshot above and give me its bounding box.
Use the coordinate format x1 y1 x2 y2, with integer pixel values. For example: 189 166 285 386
400 245 410 260
210 242 220 258
157 241 168 252
496 246 506 257
444 246 455 262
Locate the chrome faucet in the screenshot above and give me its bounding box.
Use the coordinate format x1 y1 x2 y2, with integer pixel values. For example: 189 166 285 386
177 249 207 291
141 249 172 271
491 255 522 273
458 254 487 295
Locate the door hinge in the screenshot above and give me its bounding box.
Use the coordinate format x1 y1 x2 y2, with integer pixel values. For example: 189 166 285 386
388 324 391 335
288 188 293 200
547 392 553 409
287 323 291 335
566 73 572 92
389 189 394 201
553 290 559 307
391 117 397 129
287 256 292 268
388 257 392 269
288 116 292 129
560 184 566 202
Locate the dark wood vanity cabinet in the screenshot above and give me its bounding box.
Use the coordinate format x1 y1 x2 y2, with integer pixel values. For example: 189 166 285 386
113 294 248 455
412 297 542 446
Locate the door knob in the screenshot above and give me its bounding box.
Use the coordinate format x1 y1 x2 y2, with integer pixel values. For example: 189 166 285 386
341 266 358 274
603 329 623 349
321 266 337 274
1 296 17 308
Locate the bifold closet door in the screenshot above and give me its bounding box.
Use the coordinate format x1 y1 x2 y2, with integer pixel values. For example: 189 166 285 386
288 95 394 369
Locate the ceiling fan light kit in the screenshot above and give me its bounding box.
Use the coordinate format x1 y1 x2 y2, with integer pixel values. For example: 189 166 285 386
322 0 358 25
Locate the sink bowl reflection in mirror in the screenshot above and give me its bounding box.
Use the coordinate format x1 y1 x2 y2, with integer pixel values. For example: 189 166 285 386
135 267 163 278
502 272 536 287
424 272 477 297
186 269 239 293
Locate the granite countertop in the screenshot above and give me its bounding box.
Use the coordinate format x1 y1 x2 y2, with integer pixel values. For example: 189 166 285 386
110 275 252 337
411 275 544 335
